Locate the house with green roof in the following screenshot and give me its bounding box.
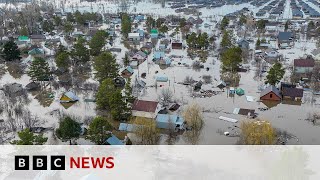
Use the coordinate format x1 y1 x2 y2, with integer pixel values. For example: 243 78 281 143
150 29 159 39
17 36 30 45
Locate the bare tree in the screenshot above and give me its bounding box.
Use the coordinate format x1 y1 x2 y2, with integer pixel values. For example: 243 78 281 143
158 88 173 107
183 103 204 144
133 117 160 145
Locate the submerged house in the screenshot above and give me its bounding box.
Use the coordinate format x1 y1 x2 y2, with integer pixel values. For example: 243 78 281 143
260 85 281 101
132 99 160 118
282 87 303 101
155 114 185 130
277 32 294 48
150 29 159 39
294 57 315 74
60 91 79 103
153 51 165 60
121 66 134 78
105 134 124 145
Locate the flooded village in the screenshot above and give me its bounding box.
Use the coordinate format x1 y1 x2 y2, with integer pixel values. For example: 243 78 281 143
0 0 320 145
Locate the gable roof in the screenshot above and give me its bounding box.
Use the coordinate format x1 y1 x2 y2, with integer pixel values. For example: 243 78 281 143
106 135 124 145
64 91 79 101
278 32 293 41
282 87 303 97
294 58 315 67
260 85 281 98
132 99 158 112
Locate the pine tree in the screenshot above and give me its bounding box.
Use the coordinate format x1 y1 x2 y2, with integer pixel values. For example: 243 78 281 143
265 62 285 85
56 117 81 145
87 116 113 145
121 13 131 38
55 52 70 69
28 57 51 82
256 38 261 49
89 30 108 56
220 16 229 30
2 41 21 61
220 30 233 49
221 47 242 72
11 128 47 145
93 52 119 82
71 37 90 63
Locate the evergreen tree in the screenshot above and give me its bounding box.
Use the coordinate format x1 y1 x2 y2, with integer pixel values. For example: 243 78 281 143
19 27 29 36
123 53 130 66
11 128 47 145
285 20 289 31
159 25 169 34
124 78 134 103
179 18 187 28
53 16 62 26
55 52 70 69
256 38 261 49
89 30 108 56
42 20 54 33
221 47 242 72
64 22 74 35
121 13 131 38
2 41 21 61
27 57 51 82
74 10 85 25
265 62 285 85
71 37 90 63
220 30 233 49
96 79 130 120
96 78 117 109
220 16 229 30
93 52 119 82
146 16 155 32
256 19 267 30
308 21 315 31
186 32 197 48
239 14 247 26
87 116 113 145
56 117 81 145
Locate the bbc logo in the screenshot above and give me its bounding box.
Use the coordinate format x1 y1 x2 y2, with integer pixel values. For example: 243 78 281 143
15 156 65 170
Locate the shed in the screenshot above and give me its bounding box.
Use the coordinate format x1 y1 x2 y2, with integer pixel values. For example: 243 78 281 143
106 135 124 145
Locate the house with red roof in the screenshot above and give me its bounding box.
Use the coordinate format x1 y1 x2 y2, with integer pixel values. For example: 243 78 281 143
132 99 161 119
294 57 315 74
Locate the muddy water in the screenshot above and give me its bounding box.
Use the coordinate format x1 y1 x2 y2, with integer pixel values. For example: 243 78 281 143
138 53 320 145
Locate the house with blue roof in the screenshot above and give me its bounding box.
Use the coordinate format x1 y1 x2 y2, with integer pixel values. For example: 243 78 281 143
153 51 165 60
159 57 172 66
137 29 145 39
156 114 185 130
277 32 294 49
106 134 124 145
156 75 168 82
121 66 134 78
134 15 145 22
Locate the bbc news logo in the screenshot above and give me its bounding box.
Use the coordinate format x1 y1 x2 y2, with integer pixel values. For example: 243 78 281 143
15 156 114 170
